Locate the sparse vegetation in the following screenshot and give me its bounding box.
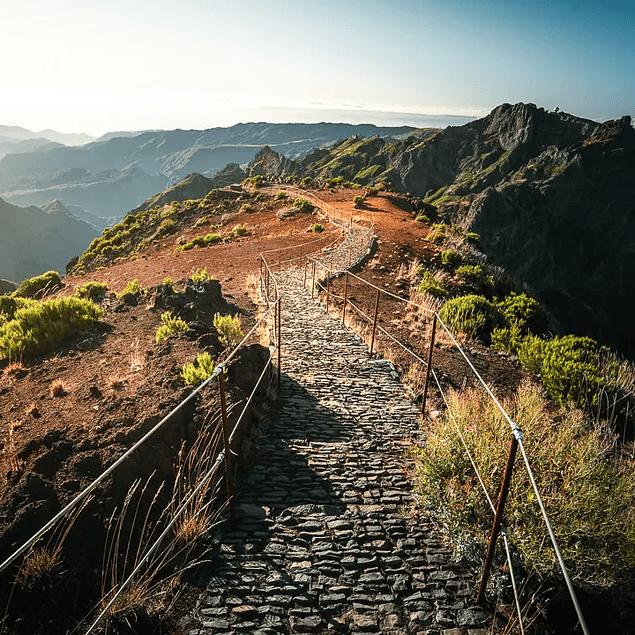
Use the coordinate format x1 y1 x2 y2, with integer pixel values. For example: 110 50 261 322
213 313 243 349
13 271 64 299
190 268 209 283
75 281 108 300
414 381 635 586
118 279 144 297
293 197 314 213
311 223 325 233
50 379 69 397
438 294 504 344
0 297 103 360
180 352 216 385
155 311 188 343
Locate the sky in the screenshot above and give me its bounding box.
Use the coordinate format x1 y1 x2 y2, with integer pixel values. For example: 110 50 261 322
1 0 633 136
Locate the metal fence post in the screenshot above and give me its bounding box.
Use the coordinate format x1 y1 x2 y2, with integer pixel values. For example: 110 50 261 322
342 272 349 324
303 257 307 288
277 297 282 388
477 436 519 604
311 261 316 298
326 274 330 313
218 371 234 518
369 289 380 357
421 314 437 415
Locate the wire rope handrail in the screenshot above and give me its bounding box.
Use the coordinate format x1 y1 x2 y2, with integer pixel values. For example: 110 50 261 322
303 236 591 635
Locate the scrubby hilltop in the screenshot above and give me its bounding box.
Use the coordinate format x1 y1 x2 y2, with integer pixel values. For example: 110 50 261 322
245 103 635 359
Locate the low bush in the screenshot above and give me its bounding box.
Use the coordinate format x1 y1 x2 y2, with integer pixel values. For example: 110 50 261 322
74 281 108 300
293 197 314 213
417 271 449 299
455 264 493 292
441 250 464 268
414 382 635 586
155 311 188 343
498 292 551 336
311 223 325 233
232 225 247 236
213 313 243 349
180 352 216 386
191 268 209 283
118 279 144 297
541 335 612 410
13 271 64 299
0 297 103 359
438 294 505 344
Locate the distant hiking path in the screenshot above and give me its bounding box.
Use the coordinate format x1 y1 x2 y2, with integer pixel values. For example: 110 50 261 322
188 225 491 634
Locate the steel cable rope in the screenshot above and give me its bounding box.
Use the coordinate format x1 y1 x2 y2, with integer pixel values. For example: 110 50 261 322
306 220 590 631
516 439 591 635
429 368 496 514
85 451 226 634
502 529 526 635
0 302 277 575
259 230 340 256
228 354 274 446
312 252 589 632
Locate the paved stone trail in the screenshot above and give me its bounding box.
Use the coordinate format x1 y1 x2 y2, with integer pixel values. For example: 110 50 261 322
191 230 491 634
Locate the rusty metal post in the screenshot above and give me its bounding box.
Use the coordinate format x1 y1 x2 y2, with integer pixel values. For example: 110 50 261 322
369 289 380 357
265 265 270 302
421 314 437 415
303 257 307 288
311 260 316 298
218 371 234 517
342 272 349 324
326 274 330 313
477 436 519 604
259 257 263 294
277 297 282 388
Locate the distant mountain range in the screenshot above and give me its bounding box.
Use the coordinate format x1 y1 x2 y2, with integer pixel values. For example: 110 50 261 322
0 122 418 222
0 197 99 284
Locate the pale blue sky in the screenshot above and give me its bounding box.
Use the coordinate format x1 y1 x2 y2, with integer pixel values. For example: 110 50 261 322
1 0 633 135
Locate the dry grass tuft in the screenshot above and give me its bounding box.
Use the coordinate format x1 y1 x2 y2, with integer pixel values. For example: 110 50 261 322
25 402 40 418
107 374 127 391
49 379 68 397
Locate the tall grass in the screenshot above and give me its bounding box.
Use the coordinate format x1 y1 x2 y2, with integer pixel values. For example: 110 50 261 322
414 380 635 587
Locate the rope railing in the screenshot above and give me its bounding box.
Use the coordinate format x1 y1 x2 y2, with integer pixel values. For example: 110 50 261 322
0 272 286 631
302 237 591 635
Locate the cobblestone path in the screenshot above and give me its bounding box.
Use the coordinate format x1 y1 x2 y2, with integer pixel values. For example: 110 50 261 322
190 229 491 634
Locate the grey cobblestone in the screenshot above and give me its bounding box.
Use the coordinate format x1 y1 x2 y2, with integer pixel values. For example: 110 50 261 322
192 234 490 633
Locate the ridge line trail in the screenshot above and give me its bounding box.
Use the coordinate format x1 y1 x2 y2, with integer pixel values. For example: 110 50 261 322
191 259 491 632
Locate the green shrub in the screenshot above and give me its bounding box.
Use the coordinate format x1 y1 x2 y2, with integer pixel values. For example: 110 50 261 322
158 218 175 235
438 294 505 344
414 214 430 223
353 194 366 208
191 268 209 283
541 335 612 410
293 197 314 213
155 311 188 343
180 352 216 386
497 292 551 336
414 382 635 586
311 223 325 233
275 191 288 200
455 264 492 292
13 271 64 299
74 281 108 300
465 232 483 249
441 250 464 268
417 271 449 299
118 279 144 297
213 313 243 349
517 333 547 374
233 225 247 236
0 297 103 359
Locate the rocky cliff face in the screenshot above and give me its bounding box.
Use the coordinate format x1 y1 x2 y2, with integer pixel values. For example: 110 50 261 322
262 103 635 359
